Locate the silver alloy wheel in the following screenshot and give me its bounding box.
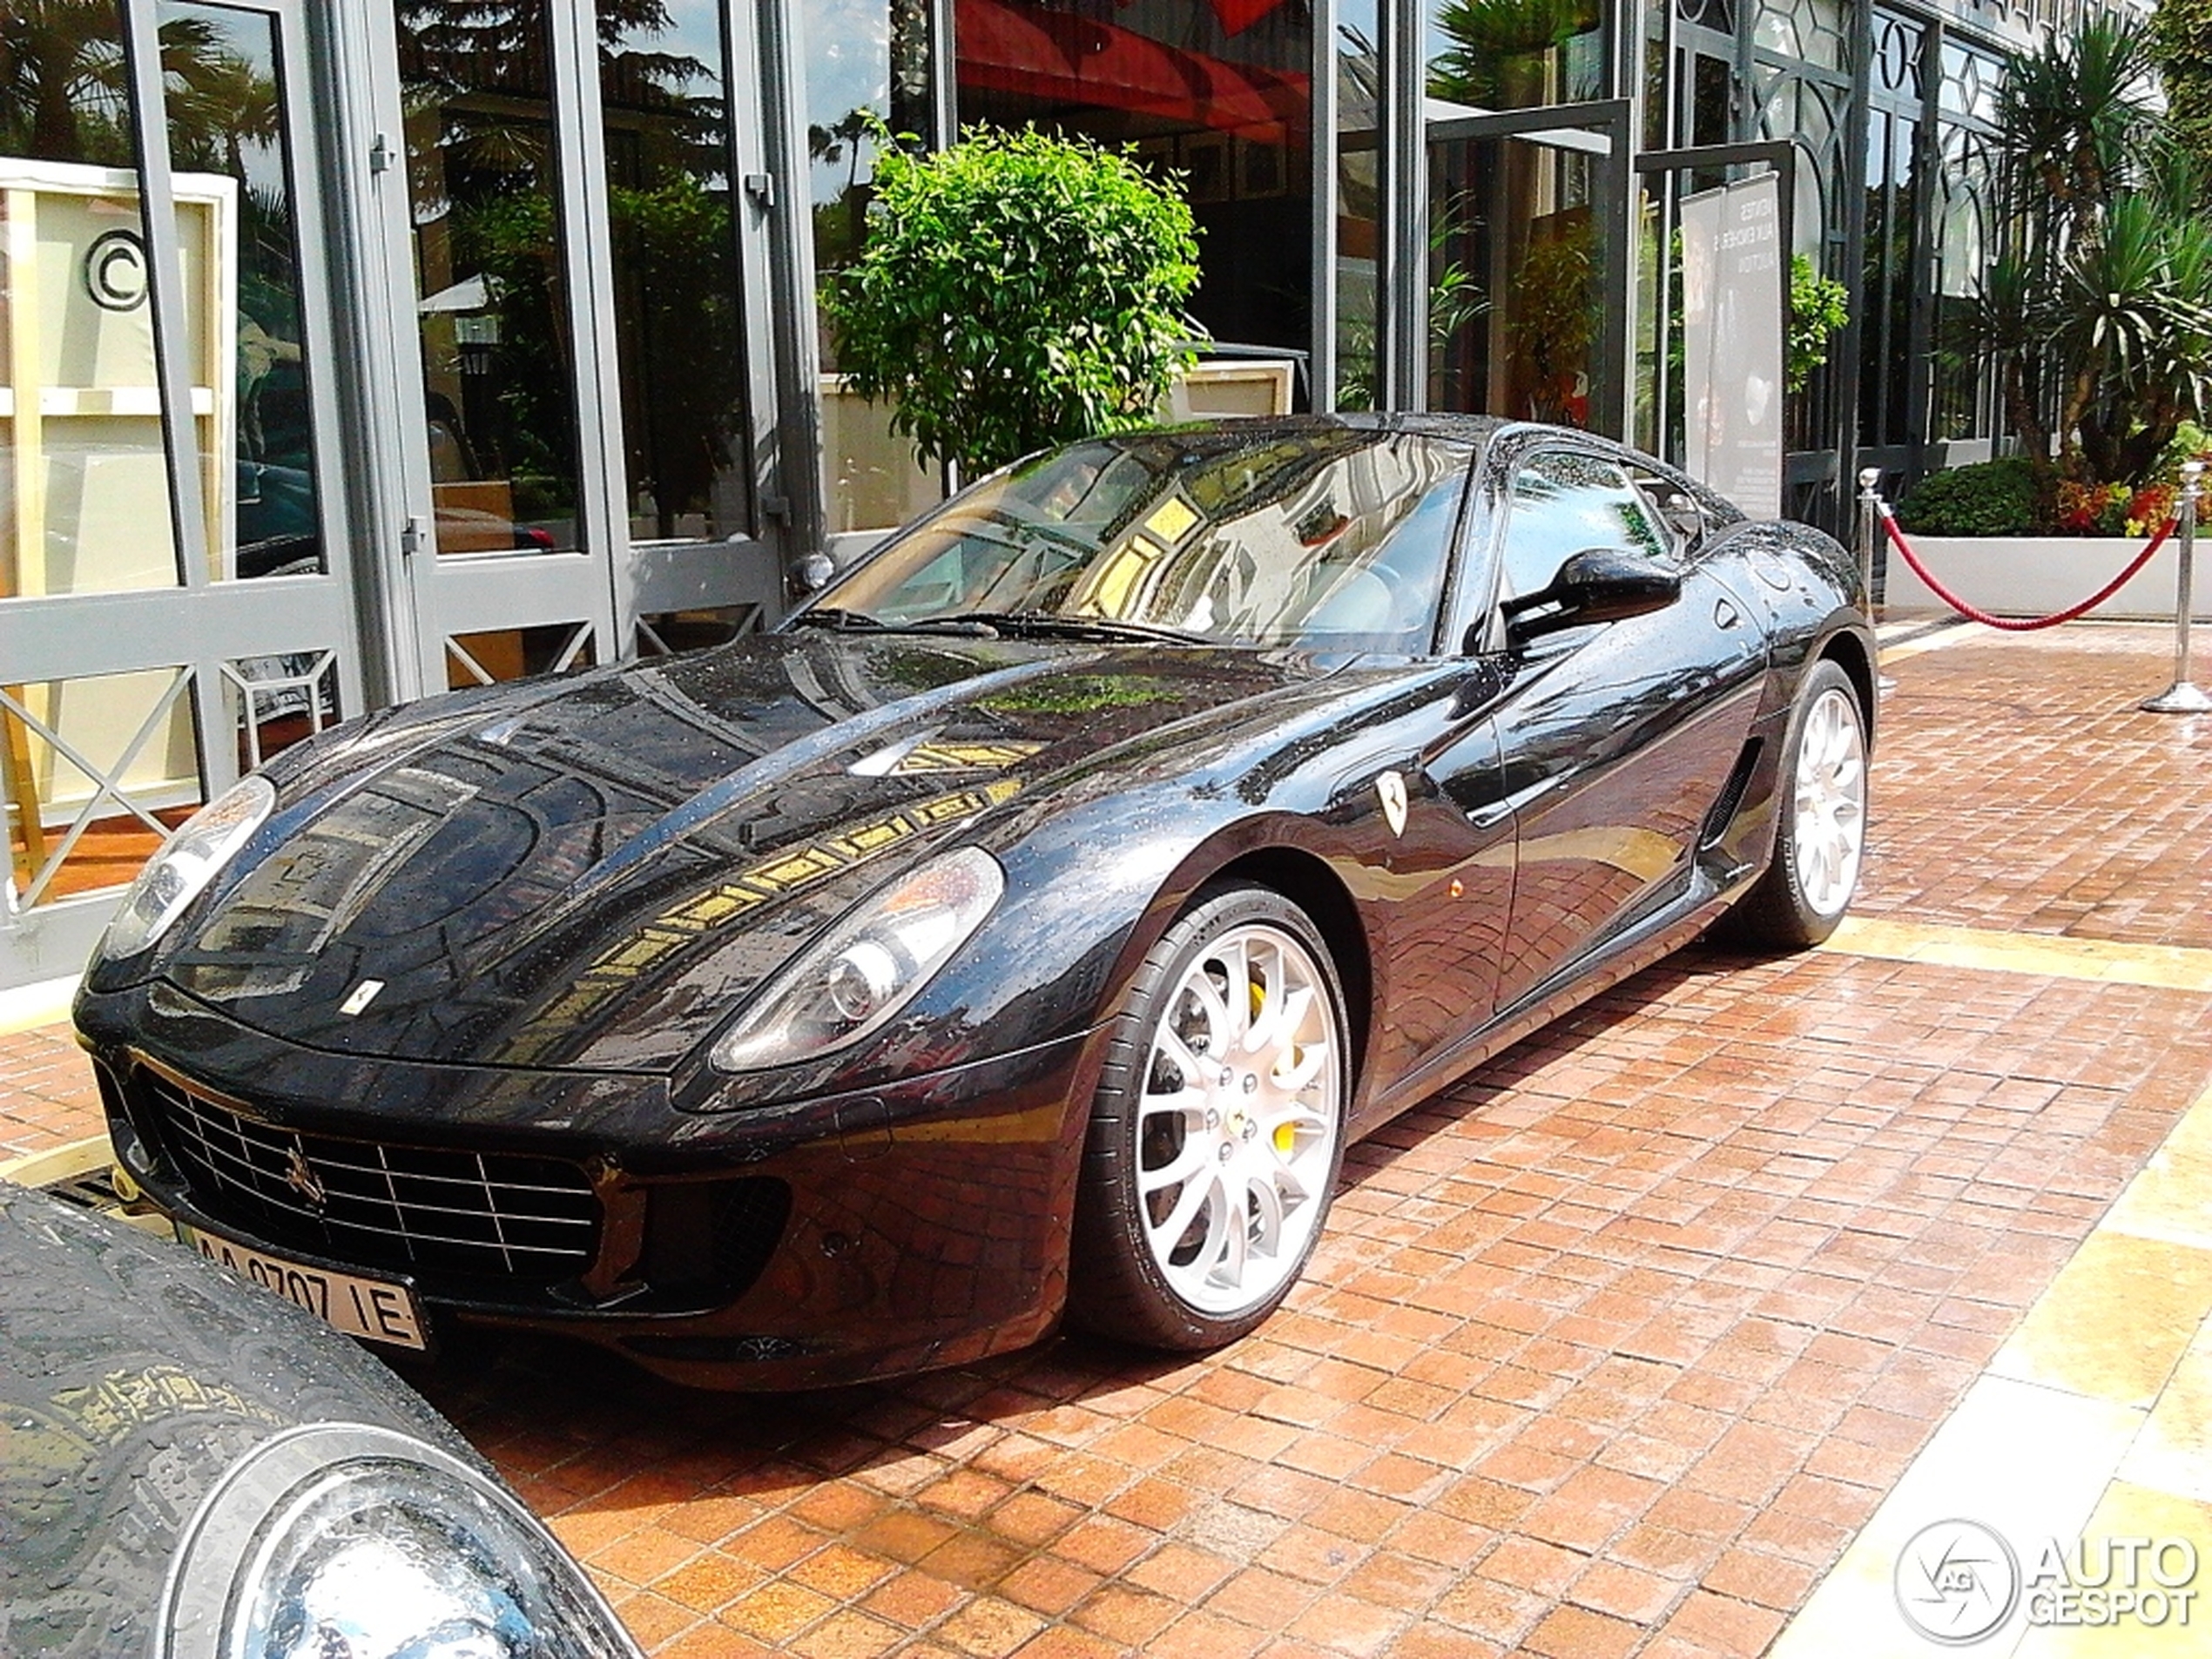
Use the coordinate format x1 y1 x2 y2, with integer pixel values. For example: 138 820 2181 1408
1793 685 1866 917
1134 921 1343 1316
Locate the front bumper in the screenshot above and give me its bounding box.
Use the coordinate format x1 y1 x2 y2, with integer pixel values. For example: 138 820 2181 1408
77 979 1102 1390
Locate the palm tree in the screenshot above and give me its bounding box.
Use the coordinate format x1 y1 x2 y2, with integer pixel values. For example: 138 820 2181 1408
166 48 281 180
1 0 129 163
1970 15 2212 483
809 107 879 270
1 1 220 166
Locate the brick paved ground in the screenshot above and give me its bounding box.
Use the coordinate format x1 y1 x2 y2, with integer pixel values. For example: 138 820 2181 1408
5 619 2210 1656
1855 624 2212 949
0 1021 101 1163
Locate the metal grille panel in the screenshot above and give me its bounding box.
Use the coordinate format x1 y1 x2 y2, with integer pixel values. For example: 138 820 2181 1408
138 1069 599 1285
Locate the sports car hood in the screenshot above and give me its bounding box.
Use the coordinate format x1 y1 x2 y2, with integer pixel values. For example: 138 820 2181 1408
151 632 1345 1072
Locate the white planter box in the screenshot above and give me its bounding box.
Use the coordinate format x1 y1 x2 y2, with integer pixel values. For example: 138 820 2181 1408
1885 535 2212 623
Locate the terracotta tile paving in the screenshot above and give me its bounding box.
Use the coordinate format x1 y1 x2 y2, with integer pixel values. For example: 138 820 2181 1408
4 620 2211 1655
0 1020 101 1162
381 936 2212 1658
1855 623 2212 948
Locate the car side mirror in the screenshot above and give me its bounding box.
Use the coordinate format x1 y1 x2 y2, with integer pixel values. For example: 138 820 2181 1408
792 551 837 597
1501 547 1682 644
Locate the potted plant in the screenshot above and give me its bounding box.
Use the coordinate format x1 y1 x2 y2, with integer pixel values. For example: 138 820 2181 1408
822 124 1203 482
1889 17 2212 621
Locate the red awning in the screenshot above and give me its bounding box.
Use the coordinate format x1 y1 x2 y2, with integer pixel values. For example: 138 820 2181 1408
1208 0 1291 37
955 0 1308 141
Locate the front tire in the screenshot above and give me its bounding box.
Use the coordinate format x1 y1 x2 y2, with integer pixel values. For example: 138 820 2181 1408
1069 884 1350 1350
1729 658 1868 947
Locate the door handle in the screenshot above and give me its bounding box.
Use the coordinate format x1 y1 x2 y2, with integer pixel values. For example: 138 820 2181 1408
1463 799 1513 833
1713 597 1743 630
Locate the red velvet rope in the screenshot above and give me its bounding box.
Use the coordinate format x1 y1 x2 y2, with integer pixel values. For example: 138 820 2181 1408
1880 506 2175 632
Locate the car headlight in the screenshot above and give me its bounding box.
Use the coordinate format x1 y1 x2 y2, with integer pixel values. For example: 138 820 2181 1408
158 1421 642 1659
711 846 1003 1072
99 773 275 960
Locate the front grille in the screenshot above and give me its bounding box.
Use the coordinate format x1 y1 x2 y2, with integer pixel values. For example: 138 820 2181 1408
137 1068 599 1285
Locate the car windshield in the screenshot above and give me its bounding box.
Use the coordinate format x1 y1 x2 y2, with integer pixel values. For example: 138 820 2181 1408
808 427 1472 652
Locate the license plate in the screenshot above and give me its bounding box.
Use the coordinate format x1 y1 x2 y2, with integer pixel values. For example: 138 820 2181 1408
179 1224 427 1351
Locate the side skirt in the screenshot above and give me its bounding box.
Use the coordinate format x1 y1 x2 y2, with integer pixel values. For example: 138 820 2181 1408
1351 864 1761 1137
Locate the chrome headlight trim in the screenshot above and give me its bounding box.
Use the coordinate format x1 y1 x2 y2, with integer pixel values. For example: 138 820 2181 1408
98 773 276 961
711 845 1005 1073
154 1420 643 1659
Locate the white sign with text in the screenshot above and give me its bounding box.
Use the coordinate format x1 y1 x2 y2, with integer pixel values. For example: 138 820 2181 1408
1680 173 1784 520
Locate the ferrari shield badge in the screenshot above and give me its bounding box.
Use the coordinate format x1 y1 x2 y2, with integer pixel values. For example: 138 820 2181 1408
339 979 385 1016
1376 770 1409 838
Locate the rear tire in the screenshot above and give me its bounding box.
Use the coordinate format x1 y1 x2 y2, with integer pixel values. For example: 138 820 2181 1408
1728 658 1868 948
1069 884 1350 1351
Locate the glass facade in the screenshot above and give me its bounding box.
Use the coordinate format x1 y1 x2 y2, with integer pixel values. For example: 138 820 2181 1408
400 3 584 557
1333 0 1381 409
166 1 327 583
603 0 753 545
953 0 1315 361
3 0 354 948
0 0 2140 985
807 0 942 534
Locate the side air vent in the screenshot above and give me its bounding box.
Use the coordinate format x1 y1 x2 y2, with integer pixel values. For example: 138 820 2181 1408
637 1177 793 1306
1700 738 1763 849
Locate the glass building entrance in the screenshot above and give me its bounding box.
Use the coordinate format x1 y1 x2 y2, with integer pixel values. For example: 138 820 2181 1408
0 0 2125 986
1 0 796 984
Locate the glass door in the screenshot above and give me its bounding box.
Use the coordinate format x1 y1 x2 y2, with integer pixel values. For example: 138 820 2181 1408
1424 102 1633 436
0 0 367 981
366 0 621 692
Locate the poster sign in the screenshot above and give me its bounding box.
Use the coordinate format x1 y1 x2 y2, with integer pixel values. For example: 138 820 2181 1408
1680 174 1784 520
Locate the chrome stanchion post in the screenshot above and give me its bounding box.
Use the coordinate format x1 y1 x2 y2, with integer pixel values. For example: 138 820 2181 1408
1857 466 1882 613
2143 460 2212 714
1858 467 1898 692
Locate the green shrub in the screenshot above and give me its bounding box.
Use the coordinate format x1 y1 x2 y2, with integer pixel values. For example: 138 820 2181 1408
823 125 1202 477
1896 457 2041 536
1787 254 1849 394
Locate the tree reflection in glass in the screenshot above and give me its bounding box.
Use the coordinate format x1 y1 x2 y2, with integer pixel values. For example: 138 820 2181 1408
602 0 751 543
399 0 582 555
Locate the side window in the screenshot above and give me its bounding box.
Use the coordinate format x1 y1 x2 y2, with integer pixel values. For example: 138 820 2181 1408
1630 469 1704 550
1295 465 1467 651
1498 452 1672 600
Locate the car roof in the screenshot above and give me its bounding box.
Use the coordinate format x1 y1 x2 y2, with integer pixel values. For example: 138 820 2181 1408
1146 412 1514 448
1140 415 1743 522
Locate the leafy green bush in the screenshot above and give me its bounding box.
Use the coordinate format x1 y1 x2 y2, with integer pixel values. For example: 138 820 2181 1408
824 125 1202 477
1896 457 2040 536
1787 254 1848 394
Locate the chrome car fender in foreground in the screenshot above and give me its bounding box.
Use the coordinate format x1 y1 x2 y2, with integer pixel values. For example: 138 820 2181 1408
0 1184 642 1657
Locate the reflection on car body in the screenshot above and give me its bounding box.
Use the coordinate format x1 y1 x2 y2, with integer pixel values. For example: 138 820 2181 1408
75 415 1874 1389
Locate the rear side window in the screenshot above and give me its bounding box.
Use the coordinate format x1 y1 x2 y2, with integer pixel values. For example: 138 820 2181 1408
1497 451 1670 600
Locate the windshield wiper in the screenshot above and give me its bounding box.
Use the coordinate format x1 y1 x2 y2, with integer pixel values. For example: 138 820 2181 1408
786 606 884 631
788 608 1004 637
930 611 1208 645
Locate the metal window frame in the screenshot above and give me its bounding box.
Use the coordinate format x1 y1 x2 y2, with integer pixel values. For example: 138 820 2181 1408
1381 0 1635 425
1 0 363 981
1417 98 1638 435
328 0 799 698
756 0 827 570
615 0 792 636
1635 138 1796 470
1312 0 1340 410
1380 0 1424 409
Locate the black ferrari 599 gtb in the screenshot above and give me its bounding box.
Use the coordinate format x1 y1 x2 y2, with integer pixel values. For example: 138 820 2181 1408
75 415 1873 1389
